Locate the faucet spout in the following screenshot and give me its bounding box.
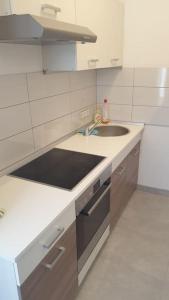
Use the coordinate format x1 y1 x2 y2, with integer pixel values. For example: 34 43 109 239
84 120 101 136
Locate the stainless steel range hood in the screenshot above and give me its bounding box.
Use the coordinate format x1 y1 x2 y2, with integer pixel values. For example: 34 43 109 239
0 14 97 45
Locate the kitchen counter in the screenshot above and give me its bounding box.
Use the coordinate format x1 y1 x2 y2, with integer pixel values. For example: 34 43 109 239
0 122 144 263
57 122 144 173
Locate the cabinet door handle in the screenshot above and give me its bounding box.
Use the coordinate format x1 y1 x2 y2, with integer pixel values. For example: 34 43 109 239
88 59 99 63
111 58 119 62
41 227 65 249
41 4 61 16
43 247 66 270
133 149 140 157
0 208 5 218
115 165 125 176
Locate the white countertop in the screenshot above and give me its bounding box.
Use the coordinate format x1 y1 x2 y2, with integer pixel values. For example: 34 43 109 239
0 122 144 262
57 122 144 173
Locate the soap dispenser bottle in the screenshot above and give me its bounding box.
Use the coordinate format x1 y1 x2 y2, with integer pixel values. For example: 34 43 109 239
102 98 109 124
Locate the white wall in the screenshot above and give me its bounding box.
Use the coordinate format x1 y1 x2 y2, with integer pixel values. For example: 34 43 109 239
122 0 169 67
97 0 169 191
97 67 169 191
122 0 169 191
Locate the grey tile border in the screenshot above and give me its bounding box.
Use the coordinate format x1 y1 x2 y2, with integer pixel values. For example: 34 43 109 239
137 185 169 197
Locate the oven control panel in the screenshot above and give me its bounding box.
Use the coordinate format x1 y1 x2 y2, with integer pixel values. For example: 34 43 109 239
75 163 112 216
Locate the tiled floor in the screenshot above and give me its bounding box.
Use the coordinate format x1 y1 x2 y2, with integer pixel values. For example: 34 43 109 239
76 190 169 300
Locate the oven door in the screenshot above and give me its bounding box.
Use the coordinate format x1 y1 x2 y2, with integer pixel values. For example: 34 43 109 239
76 178 111 266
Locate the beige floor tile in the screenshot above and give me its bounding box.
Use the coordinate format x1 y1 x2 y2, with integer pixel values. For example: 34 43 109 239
77 256 163 300
76 190 169 300
124 190 169 222
117 190 169 242
113 228 169 280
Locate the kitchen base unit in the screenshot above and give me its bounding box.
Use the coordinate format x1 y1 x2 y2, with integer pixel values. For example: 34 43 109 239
20 223 78 300
0 204 77 300
110 142 140 229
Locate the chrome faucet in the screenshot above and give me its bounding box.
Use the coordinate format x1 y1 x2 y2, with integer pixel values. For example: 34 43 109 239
84 120 101 136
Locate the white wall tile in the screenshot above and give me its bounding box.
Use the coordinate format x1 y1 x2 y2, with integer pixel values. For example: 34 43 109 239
132 106 169 125
97 86 133 105
133 87 169 107
71 105 95 131
27 72 70 101
0 104 32 140
138 125 169 190
0 74 28 108
100 104 132 122
0 44 42 75
30 94 71 127
134 68 169 87
97 68 134 86
70 87 96 112
33 115 72 150
0 69 97 174
0 131 34 171
70 70 96 91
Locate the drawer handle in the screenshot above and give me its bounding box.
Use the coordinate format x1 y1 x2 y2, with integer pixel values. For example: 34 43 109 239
43 247 66 270
82 183 111 216
42 227 65 249
41 4 61 16
115 166 125 176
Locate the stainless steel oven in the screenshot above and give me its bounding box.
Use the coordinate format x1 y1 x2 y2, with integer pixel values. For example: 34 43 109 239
75 164 112 282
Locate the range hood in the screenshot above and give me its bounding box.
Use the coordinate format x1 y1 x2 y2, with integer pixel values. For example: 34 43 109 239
0 14 97 45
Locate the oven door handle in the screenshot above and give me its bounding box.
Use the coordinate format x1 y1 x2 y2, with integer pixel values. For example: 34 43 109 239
82 183 111 216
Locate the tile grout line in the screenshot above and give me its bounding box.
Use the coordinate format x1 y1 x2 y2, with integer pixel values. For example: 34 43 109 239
25 73 36 151
131 67 135 121
0 104 95 143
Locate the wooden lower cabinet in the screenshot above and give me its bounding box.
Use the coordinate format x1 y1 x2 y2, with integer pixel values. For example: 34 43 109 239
110 143 140 229
20 223 78 300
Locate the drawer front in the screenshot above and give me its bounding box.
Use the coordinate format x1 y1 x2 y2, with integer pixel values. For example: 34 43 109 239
15 203 75 286
21 222 78 300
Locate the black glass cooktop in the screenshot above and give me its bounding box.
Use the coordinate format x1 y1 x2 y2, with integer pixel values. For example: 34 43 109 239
11 148 105 190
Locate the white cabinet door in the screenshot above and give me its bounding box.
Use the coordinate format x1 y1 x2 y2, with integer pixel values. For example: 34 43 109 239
76 0 107 70
75 0 124 70
0 0 76 24
106 0 124 68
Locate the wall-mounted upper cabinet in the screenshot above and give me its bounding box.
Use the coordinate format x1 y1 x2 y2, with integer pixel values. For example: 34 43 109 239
75 0 124 70
42 0 124 72
0 0 76 24
0 0 124 72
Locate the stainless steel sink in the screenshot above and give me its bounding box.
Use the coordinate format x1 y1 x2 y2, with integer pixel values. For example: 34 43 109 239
93 125 130 137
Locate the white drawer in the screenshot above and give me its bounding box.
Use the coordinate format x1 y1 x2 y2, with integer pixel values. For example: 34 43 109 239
14 202 75 286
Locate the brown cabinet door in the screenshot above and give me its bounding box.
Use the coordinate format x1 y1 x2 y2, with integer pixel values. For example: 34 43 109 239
110 142 140 229
126 142 140 200
21 223 78 300
110 157 128 228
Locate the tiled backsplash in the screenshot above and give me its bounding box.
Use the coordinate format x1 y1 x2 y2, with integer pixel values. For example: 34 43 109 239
0 70 96 175
97 67 169 125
